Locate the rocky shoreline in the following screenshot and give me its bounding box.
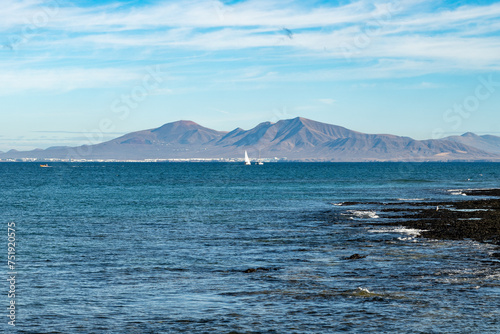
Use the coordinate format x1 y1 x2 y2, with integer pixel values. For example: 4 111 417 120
380 189 500 257
309 189 500 258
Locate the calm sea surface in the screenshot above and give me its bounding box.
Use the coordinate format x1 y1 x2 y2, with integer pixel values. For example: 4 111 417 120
1 162 499 333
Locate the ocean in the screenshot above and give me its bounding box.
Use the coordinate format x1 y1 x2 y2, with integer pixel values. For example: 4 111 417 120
1 162 499 333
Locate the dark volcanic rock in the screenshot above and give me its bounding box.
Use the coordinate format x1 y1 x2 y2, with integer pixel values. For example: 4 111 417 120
381 197 500 246
462 189 500 197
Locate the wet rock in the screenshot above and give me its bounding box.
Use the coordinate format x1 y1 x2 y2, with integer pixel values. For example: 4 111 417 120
380 195 500 246
340 202 361 206
345 254 366 260
463 189 500 197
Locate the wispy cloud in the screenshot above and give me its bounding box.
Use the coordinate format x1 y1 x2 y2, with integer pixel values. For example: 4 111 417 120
1 0 499 92
318 99 336 105
33 130 125 135
0 67 141 93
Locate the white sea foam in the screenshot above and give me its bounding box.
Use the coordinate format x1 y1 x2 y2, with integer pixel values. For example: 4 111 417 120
448 208 490 212
357 287 371 294
450 191 467 196
342 210 379 219
370 227 425 236
434 267 500 285
485 272 500 280
397 198 425 201
447 189 473 196
369 227 426 241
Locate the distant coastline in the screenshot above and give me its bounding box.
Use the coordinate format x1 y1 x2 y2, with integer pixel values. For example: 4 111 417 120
2 118 500 162
2 159 500 163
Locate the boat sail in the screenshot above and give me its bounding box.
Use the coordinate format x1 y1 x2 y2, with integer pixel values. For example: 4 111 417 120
244 151 251 165
256 150 264 165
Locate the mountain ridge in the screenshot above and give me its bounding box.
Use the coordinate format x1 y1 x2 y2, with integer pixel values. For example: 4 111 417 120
2 117 500 162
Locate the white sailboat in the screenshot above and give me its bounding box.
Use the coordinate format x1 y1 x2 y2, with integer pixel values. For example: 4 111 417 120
256 150 264 165
244 151 251 165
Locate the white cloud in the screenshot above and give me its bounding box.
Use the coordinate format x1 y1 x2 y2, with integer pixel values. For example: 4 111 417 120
1 0 500 92
318 99 336 105
0 68 141 94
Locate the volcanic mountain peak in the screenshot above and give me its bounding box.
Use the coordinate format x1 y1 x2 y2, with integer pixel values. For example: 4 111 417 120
153 120 202 132
461 132 479 138
153 120 224 136
2 117 500 161
111 120 227 146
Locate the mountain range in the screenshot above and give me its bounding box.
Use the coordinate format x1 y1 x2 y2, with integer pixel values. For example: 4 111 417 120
2 117 500 162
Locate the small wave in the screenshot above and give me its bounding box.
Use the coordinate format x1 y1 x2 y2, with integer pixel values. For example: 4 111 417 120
397 198 425 201
486 272 500 280
330 202 360 206
447 189 467 196
356 287 371 294
342 210 379 219
369 227 426 240
397 237 418 242
392 227 427 236
448 208 491 212
351 287 384 298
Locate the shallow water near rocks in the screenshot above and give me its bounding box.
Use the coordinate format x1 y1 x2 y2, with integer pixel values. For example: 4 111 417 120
1 162 499 333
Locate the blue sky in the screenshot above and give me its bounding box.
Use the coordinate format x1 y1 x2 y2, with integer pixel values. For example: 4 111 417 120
1 0 500 151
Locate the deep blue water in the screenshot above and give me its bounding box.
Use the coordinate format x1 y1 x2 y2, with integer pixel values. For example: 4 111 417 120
1 162 499 333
